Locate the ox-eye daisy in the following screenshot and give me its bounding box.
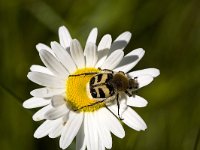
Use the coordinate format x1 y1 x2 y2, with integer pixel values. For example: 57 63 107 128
23 26 160 150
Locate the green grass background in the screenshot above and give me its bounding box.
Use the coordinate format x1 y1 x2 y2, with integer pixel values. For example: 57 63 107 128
0 0 200 150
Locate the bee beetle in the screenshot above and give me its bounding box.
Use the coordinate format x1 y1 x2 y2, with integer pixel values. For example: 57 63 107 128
89 69 138 99
69 69 139 119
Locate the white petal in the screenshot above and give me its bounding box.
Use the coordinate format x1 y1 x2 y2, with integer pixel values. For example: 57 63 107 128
100 108 125 138
23 97 50 109
70 39 85 68
34 120 57 138
114 48 145 73
95 48 110 68
51 95 66 107
84 43 98 67
98 34 112 51
115 31 132 43
58 26 72 50
86 28 98 44
76 123 86 150
101 50 124 70
51 41 77 73
44 104 69 120
31 88 65 98
91 113 100 150
84 114 91 150
137 75 154 88
110 31 131 54
127 95 148 107
27 72 65 88
36 43 54 55
95 34 112 68
60 111 83 149
32 105 52 121
30 65 53 75
122 107 147 131
49 118 64 138
84 113 98 150
95 109 112 149
128 68 160 78
99 140 106 150
39 49 68 78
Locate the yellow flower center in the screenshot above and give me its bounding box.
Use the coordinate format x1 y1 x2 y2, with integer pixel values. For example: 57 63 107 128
66 68 105 112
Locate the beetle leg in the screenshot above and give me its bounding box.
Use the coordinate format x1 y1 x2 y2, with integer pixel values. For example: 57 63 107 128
125 90 132 97
116 93 124 120
102 69 114 74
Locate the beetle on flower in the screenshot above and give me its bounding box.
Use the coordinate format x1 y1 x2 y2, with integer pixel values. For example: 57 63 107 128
23 26 160 150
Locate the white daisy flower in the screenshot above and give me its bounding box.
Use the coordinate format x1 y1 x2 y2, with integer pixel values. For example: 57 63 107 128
23 26 160 150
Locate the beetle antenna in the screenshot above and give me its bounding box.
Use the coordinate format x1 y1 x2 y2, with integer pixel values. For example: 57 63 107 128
69 72 98 77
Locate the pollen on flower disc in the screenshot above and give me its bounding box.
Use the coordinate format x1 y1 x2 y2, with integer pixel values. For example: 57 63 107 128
66 68 105 112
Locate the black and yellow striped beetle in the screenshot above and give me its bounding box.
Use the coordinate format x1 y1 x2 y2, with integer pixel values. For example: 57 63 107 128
69 69 139 119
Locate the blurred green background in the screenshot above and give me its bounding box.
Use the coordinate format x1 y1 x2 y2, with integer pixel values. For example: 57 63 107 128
0 0 200 150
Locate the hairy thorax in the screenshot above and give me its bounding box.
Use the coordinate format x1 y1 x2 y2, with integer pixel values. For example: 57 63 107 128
111 73 129 91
